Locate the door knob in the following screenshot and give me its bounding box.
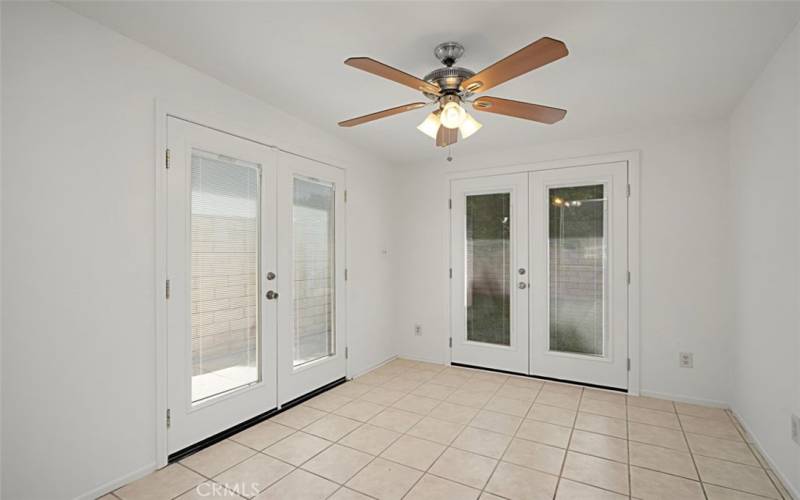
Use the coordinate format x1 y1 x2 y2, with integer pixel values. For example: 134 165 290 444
266 290 279 300
518 282 527 290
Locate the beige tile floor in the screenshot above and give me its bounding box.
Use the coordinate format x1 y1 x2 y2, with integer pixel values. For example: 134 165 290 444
103 359 793 500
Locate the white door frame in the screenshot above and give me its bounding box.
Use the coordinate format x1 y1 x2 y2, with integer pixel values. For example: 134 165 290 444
444 151 641 395
154 99 349 468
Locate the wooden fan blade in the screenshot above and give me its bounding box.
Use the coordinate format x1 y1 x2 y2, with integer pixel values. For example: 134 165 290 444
338 102 427 127
472 96 566 124
436 126 458 147
460 37 568 94
345 57 440 95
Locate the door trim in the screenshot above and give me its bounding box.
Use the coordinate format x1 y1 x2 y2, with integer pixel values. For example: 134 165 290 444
154 99 350 468
444 151 641 395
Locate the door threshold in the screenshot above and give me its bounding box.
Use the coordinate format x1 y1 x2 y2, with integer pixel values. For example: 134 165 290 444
168 377 347 463
450 362 627 393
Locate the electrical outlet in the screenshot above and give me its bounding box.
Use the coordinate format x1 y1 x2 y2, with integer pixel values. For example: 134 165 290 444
679 352 693 368
792 414 800 446
414 324 422 336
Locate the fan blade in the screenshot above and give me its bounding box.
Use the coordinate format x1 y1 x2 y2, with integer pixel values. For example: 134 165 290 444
436 126 458 147
345 57 440 94
338 102 427 127
472 96 566 124
460 37 568 94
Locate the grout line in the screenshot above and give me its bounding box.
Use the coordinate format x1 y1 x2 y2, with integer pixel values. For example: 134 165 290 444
726 410 789 500
552 385 583 499
625 392 632 499
674 402 709 500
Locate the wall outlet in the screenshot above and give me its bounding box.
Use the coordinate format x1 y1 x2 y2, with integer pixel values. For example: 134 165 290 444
414 324 422 336
679 352 693 368
792 414 800 446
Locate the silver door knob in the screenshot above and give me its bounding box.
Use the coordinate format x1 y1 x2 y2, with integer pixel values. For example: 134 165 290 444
266 290 279 300
518 282 527 290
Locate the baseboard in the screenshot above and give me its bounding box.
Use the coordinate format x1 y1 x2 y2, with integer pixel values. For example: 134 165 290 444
349 354 398 379
395 353 446 366
730 410 798 500
639 389 729 408
76 461 156 500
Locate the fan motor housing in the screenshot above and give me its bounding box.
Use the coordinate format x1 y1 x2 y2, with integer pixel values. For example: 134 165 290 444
423 66 475 99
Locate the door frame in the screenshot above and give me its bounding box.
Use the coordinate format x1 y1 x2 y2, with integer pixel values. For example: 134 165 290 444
154 99 350 468
444 151 641 395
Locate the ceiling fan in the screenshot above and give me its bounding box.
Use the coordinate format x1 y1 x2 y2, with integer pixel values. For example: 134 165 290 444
338 37 569 147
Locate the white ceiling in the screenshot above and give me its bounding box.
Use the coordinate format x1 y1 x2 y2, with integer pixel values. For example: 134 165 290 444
65 1 800 165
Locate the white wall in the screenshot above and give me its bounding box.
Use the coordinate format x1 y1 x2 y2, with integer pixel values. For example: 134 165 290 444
392 120 733 406
729 23 800 495
1 2 396 499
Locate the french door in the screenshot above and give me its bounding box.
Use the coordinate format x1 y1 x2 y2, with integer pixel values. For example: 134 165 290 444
450 162 629 389
450 173 530 374
530 162 629 388
166 117 278 453
276 153 347 405
166 117 346 454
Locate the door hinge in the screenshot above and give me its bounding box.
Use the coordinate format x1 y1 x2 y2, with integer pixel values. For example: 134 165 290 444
345 347 349 359
627 358 631 371
166 408 171 428
165 148 171 169
345 269 348 281
627 271 631 285
165 279 171 299
449 337 452 348
448 198 452 209
344 190 348 203
626 184 631 198
449 268 453 279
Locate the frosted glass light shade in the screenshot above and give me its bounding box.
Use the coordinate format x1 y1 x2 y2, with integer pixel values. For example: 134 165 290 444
459 113 482 139
417 112 441 139
440 101 467 129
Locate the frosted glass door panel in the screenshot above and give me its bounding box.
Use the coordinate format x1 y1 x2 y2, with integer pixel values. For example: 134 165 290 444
292 177 335 367
548 185 607 356
466 193 511 346
190 151 261 403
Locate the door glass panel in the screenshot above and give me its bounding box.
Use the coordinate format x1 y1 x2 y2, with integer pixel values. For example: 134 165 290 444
466 193 511 346
548 184 607 356
293 177 335 367
190 150 261 403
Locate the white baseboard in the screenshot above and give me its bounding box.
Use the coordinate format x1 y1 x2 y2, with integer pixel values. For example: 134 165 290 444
76 461 156 500
349 354 398 379
396 353 446 366
730 410 798 500
639 389 729 408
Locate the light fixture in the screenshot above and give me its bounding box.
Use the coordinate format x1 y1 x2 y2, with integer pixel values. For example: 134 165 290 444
458 113 482 139
440 101 467 129
416 111 441 139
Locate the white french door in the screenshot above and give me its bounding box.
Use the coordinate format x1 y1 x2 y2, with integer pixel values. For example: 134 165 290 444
450 174 530 374
166 117 278 453
450 162 630 389
276 153 347 405
165 118 348 454
530 162 629 389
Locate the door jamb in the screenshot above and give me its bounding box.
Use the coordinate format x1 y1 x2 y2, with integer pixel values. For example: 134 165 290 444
154 99 350 468
444 151 641 395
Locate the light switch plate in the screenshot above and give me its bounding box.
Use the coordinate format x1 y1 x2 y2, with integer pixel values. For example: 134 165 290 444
679 352 693 368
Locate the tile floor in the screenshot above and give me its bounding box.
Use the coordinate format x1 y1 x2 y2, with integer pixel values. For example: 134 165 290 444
103 359 793 500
